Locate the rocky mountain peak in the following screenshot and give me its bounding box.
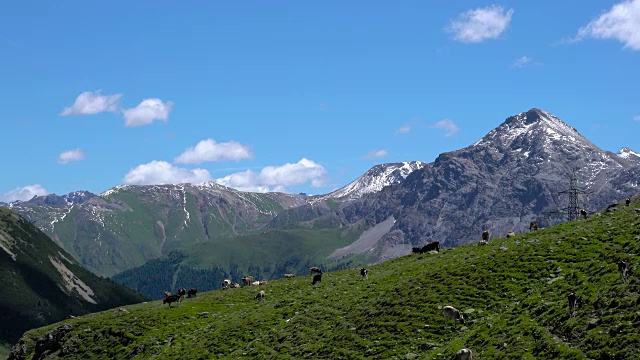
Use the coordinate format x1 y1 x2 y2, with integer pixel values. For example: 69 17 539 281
315 161 427 201
473 108 591 151
617 147 640 162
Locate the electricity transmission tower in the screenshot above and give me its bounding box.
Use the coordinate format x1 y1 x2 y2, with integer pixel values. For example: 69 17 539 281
558 169 592 222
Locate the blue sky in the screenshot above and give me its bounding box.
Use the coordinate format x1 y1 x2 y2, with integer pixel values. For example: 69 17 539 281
1 1 639 201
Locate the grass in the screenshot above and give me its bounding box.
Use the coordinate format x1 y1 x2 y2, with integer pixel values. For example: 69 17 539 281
11 197 640 359
0 343 10 360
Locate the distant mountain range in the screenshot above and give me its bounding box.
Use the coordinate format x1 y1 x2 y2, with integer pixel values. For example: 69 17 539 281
0 207 145 345
2 108 639 293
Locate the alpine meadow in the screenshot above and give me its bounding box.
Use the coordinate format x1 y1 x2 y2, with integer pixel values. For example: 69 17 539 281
3 1 640 359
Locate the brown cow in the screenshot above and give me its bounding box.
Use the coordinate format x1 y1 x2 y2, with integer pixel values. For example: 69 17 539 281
242 276 254 286
312 274 322 285
529 221 538 232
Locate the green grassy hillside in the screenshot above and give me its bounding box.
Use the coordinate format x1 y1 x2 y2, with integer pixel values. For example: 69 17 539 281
112 224 369 299
0 208 147 347
9 197 640 359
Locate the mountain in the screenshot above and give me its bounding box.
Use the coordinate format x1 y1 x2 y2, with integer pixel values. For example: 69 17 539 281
4 183 308 277
617 147 640 162
313 161 427 201
339 108 640 260
9 197 640 359
0 207 146 346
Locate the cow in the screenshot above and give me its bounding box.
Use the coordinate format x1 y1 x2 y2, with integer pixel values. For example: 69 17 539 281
482 230 490 241
162 291 171 300
568 292 582 315
254 290 266 301
242 276 254 286
251 281 260 286
231 282 241 288
443 306 465 327
626 197 631 206
478 240 488 246
412 247 423 254
163 294 181 308
309 267 323 276
259 280 268 285
221 279 231 290
312 274 322 285
421 241 440 253
580 209 587 219
506 231 516 238
455 348 473 360
529 221 538 232
284 273 296 278
187 288 197 298
177 287 186 301
360 268 368 280
618 260 629 282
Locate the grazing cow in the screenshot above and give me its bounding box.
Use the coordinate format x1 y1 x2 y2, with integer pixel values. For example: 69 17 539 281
254 290 266 301
312 274 322 285
529 221 538 232
187 288 197 298
284 273 296 278
443 306 465 327
506 231 516 238
242 276 254 286
626 197 631 206
163 294 181 308
177 287 186 301
618 260 629 282
421 241 440 253
309 267 323 276
580 209 587 219
360 268 368 280
568 292 582 314
455 348 473 360
478 240 488 246
482 230 490 241
221 279 231 290
162 291 171 300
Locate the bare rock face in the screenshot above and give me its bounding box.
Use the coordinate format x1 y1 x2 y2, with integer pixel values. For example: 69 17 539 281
342 108 640 250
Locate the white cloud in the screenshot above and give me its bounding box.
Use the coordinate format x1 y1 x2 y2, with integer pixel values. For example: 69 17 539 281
394 125 411 135
447 5 514 43
60 90 122 116
58 148 85 164
575 0 640 50
216 158 327 192
365 149 388 158
123 161 213 185
634 115 640 121
123 98 173 127
511 56 533 68
1 184 49 203
430 119 459 137
174 139 253 164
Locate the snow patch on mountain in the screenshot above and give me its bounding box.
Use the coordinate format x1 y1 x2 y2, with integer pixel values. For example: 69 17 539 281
617 147 640 161
316 161 426 201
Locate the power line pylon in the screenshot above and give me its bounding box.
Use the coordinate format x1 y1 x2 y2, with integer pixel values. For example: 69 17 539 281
558 168 592 222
